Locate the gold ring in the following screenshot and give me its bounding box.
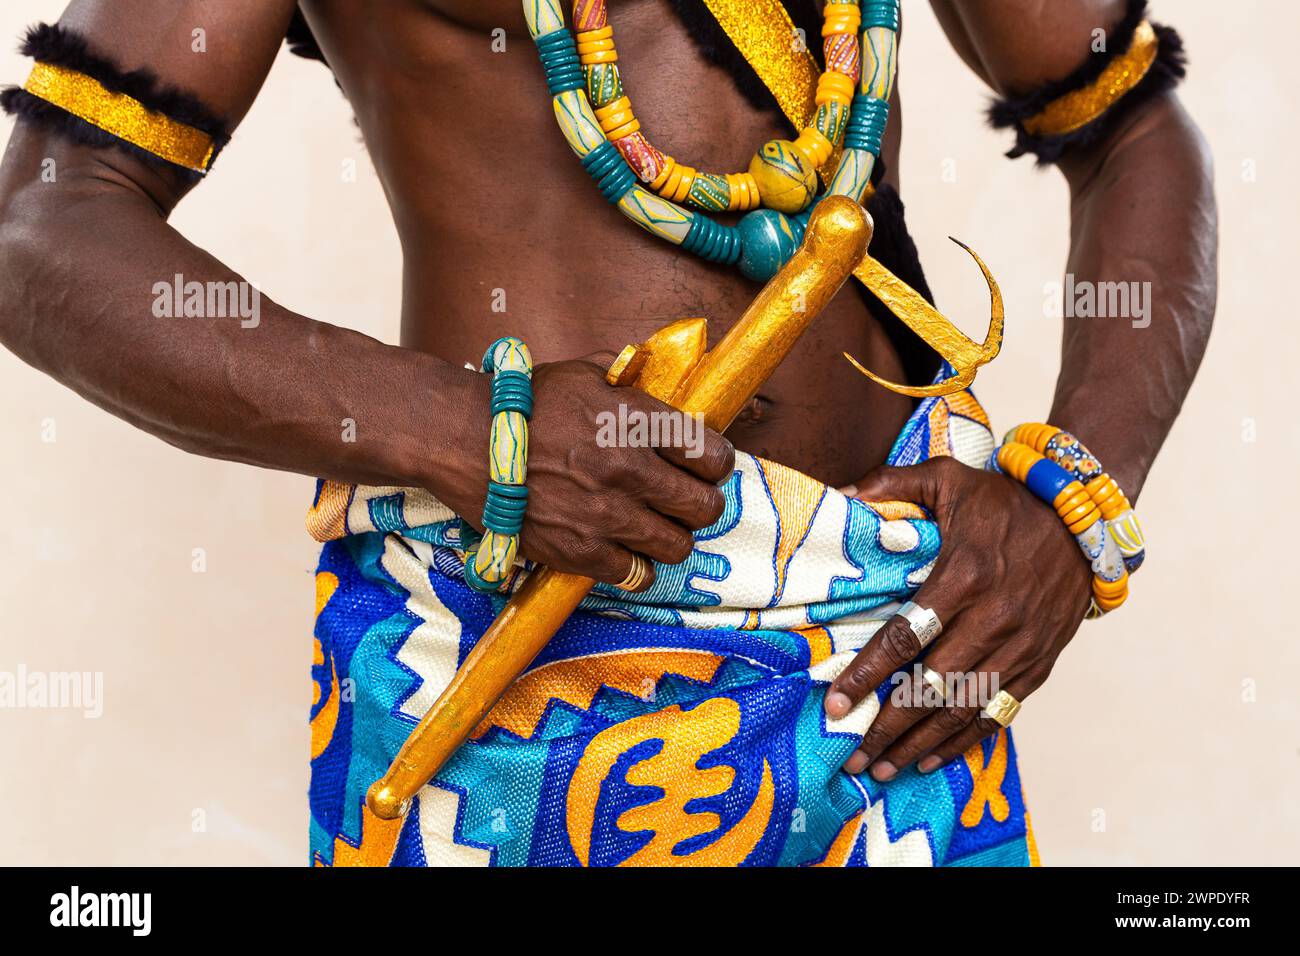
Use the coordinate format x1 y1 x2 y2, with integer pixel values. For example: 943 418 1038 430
921 666 948 702
616 554 651 592
981 689 1022 727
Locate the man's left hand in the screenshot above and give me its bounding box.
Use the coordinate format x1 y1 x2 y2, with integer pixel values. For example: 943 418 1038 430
827 456 1093 780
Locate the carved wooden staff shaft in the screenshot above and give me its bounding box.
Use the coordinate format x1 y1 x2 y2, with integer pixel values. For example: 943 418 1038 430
367 196 872 820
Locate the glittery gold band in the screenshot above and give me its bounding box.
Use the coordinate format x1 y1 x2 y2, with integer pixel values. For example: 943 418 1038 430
698 0 846 181
699 0 819 133
1022 20 1159 137
23 61 216 172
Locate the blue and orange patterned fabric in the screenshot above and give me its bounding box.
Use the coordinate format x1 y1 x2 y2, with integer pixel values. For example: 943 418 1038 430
305 380 1038 866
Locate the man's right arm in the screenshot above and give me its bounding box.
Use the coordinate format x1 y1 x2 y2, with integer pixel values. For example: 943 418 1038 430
0 0 733 588
0 0 492 493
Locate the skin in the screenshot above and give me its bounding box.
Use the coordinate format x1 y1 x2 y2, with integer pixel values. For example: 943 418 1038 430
0 0 1216 777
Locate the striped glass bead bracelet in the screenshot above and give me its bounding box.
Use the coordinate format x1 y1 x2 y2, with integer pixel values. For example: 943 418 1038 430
461 337 535 593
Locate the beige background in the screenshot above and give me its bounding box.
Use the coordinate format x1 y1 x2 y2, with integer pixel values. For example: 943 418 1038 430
1 1 1296 866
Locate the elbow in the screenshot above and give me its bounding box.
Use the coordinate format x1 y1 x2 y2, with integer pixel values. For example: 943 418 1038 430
0 184 58 369
0 197 39 362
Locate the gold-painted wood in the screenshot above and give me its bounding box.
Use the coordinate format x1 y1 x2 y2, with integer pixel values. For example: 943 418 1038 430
697 0 1003 398
849 240 1004 398
366 196 871 820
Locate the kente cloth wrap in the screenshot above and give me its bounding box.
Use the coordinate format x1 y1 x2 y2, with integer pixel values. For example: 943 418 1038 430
306 377 1037 867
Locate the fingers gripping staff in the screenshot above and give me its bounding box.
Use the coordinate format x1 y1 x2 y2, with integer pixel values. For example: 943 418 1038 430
366 196 872 820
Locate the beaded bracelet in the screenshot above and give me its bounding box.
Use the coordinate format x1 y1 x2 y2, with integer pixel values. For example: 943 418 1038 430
525 0 899 282
461 337 535 593
989 435 1134 619
1004 423 1146 573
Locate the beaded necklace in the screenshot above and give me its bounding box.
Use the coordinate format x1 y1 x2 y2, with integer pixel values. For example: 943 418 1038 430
574 0 862 214
525 0 900 282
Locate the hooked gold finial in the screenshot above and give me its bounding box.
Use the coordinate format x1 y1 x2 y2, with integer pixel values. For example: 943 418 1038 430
847 238 1005 398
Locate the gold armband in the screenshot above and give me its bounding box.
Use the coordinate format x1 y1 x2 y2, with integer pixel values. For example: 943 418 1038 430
988 0 1186 164
2 23 229 176
23 62 217 173
1021 20 1160 137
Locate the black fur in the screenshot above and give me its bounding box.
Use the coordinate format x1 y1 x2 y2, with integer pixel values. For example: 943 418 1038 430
286 9 327 64
662 0 822 114
987 0 1187 164
1 23 232 177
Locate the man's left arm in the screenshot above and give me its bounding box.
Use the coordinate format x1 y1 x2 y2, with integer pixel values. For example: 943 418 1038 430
942 0 1218 497
823 0 1217 781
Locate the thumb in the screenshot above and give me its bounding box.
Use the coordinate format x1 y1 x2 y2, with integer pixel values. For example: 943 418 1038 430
846 461 946 510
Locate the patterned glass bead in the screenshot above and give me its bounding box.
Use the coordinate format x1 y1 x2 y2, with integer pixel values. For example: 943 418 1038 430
737 209 804 282
748 140 818 214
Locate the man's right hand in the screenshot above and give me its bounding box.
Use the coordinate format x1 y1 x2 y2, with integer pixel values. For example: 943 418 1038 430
443 358 735 592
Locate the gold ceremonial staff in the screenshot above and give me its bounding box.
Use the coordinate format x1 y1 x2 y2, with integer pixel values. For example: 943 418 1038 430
366 196 1002 820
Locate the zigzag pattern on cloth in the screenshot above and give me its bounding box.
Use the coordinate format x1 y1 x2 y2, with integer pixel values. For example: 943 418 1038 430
306 376 1038 866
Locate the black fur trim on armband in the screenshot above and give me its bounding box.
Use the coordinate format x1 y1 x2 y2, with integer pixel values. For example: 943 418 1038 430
286 9 328 65
1 23 232 179
987 0 1186 165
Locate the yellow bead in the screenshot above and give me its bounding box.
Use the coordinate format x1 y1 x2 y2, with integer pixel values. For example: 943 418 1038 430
652 158 696 203
726 172 761 211
1085 474 1132 520
822 3 862 37
996 442 1040 483
794 128 833 168
816 71 856 106
595 96 639 140
1091 573 1129 611
1007 422 1058 452
748 140 818 214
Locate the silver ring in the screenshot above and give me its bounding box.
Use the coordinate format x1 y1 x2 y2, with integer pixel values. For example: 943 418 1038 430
897 601 943 648
921 666 948 702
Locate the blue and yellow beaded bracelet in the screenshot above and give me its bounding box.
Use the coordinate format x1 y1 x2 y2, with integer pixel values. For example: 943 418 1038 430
462 337 535 593
989 423 1146 618
1006 423 1145 574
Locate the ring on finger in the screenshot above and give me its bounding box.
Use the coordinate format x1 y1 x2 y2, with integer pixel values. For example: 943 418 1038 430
897 601 943 648
920 666 949 703
616 554 652 592
981 689 1022 727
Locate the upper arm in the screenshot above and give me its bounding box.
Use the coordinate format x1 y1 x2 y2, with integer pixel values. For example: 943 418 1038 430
2 0 300 209
930 0 1129 96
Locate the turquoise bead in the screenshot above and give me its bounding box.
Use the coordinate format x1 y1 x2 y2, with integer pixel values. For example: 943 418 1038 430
681 214 742 265
736 210 804 282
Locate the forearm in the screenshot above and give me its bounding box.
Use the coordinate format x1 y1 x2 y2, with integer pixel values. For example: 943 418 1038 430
0 129 488 497
1048 93 1217 499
